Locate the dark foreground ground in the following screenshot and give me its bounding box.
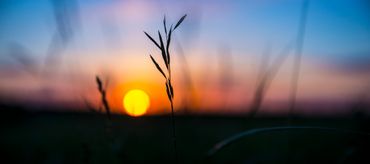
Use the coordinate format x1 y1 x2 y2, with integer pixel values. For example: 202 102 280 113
1 109 370 164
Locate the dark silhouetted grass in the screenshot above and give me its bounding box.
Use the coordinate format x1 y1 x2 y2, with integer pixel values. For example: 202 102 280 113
144 14 187 163
96 76 111 120
249 42 294 117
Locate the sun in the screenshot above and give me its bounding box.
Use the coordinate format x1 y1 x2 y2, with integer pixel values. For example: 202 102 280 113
123 89 150 117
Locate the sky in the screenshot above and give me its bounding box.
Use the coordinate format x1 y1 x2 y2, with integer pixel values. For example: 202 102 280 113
0 0 369 116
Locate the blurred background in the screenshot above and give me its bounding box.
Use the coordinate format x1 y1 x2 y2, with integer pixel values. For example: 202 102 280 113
1 0 370 163
0 0 369 116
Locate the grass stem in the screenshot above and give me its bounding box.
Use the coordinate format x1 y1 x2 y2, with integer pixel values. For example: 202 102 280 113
170 100 178 163
144 14 187 163
289 0 310 115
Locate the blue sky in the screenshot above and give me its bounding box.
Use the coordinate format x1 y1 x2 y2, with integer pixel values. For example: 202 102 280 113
1 0 369 59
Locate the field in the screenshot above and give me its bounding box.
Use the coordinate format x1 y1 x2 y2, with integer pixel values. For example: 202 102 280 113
1 109 370 163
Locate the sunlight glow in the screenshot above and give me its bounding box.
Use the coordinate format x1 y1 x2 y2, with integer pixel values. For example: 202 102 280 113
123 89 150 117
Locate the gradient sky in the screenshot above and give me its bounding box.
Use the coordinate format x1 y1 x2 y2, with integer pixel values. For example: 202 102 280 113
0 0 369 116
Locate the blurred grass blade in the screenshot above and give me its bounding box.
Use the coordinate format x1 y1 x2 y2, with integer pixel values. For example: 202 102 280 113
150 55 166 78
96 76 103 91
95 75 111 120
163 15 167 36
144 31 161 49
174 14 187 30
158 31 168 68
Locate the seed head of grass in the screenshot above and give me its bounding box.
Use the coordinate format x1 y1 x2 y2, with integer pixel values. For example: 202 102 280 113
96 75 111 120
144 14 186 102
144 14 187 163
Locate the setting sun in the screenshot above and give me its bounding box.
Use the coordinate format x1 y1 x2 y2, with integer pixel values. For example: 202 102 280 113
123 89 150 117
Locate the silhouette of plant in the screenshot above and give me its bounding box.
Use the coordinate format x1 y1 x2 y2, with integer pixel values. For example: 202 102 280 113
96 75 111 120
144 14 187 163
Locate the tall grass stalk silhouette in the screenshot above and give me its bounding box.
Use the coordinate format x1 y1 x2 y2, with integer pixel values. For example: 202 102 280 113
144 14 187 162
218 45 233 109
96 76 111 120
249 42 294 117
289 0 309 114
175 41 197 113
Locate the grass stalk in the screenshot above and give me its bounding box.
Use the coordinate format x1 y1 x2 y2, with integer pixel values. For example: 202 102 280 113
170 99 178 161
96 75 111 120
249 42 294 117
175 41 196 112
289 0 310 115
144 14 187 163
